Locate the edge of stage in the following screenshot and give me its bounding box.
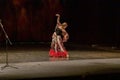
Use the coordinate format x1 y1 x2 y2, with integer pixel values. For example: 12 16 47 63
0 59 120 80
0 42 120 80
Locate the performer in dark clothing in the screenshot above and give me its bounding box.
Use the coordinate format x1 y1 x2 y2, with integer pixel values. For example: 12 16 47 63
49 14 69 57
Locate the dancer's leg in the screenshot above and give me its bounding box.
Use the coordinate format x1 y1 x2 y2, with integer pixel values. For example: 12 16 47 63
57 36 64 52
52 37 57 53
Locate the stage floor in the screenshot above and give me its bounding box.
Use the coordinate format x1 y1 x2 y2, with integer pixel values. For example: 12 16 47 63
0 44 120 80
0 44 120 63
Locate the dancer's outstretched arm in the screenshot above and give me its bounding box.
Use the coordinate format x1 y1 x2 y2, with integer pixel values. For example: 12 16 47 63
56 14 61 26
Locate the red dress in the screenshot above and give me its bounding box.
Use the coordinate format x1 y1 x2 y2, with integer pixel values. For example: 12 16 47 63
49 49 68 57
49 28 69 57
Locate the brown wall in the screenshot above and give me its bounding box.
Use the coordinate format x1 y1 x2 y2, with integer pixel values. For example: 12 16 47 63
0 0 63 42
0 0 119 46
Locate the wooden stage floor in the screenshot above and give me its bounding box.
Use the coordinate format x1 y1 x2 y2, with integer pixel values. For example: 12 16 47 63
0 44 120 80
0 43 120 63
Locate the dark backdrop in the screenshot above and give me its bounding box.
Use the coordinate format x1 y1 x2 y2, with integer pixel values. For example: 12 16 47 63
0 0 119 46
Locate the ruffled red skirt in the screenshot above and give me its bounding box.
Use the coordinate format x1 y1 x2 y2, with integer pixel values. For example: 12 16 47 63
49 49 68 57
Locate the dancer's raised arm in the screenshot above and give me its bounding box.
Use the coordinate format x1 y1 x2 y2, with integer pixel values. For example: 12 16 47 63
56 14 61 25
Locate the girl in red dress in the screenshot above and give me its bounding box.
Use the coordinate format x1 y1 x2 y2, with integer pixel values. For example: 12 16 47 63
49 14 69 57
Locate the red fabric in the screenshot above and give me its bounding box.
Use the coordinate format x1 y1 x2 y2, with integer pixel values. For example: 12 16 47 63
49 49 68 57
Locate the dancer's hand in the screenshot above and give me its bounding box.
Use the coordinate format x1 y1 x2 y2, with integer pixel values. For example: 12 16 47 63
63 34 69 42
63 38 67 42
56 14 60 17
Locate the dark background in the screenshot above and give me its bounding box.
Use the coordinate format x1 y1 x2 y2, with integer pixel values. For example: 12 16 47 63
0 0 119 46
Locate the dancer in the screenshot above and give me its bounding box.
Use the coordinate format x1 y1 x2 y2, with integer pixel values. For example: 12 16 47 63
49 14 69 57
